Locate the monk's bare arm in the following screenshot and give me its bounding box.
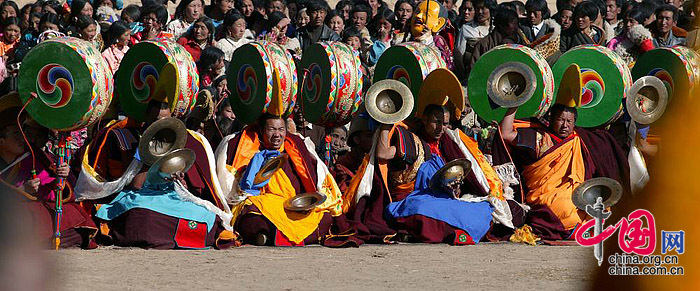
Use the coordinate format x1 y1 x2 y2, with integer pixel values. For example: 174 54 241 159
131 172 146 190
375 124 397 161
499 107 518 145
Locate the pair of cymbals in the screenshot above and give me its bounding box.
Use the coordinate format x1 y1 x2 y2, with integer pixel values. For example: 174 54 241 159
366 68 465 124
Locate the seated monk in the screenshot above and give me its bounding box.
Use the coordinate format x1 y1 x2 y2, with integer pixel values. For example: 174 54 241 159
93 147 235 249
382 104 515 244
181 99 232 212
343 104 517 244
497 103 630 240
0 106 96 249
78 101 235 249
385 157 493 245
76 101 169 243
218 113 343 246
333 114 373 193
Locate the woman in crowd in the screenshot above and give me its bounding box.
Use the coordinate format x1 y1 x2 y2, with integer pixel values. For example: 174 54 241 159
259 11 301 55
67 0 93 30
560 1 606 52
336 0 354 22
393 0 413 33
1 1 19 25
325 10 345 37
607 8 655 67
177 16 216 62
206 0 235 26
167 0 204 40
367 8 395 66
216 12 254 62
75 15 102 50
455 0 478 80
0 17 21 60
102 20 131 74
198 46 226 89
131 4 172 44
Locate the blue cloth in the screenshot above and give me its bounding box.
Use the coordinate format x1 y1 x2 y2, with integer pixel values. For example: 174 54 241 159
385 156 494 243
636 123 650 139
413 155 445 191
130 22 144 34
367 40 389 66
239 150 281 196
95 184 217 231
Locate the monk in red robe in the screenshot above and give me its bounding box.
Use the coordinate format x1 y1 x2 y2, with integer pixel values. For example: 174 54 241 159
497 104 630 240
218 114 343 246
0 108 96 248
79 101 235 249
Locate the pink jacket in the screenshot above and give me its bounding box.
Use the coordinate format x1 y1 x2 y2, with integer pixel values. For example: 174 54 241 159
101 44 129 74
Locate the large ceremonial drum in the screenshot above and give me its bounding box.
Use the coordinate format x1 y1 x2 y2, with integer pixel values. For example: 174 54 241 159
228 41 297 124
115 39 199 122
373 42 446 110
468 44 554 123
552 45 633 128
300 41 362 127
18 37 112 131
632 46 700 108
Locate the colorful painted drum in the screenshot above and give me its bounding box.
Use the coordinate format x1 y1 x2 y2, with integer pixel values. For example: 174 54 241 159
300 41 363 127
227 41 297 124
632 46 700 111
373 41 446 114
115 39 199 122
553 45 633 128
468 44 554 123
18 37 113 131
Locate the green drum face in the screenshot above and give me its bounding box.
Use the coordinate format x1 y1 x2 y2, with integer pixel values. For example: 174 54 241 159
553 45 632 128
300 43 333 124
228 42 298 124
373 42 446 115
228 42 273 124
468 44 554 123
632 46 700 114
19 37 113 131
116 39 199 122
300 42 363 127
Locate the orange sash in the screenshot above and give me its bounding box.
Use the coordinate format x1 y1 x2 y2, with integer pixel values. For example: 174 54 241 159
457 130 504 199
522 133 586 230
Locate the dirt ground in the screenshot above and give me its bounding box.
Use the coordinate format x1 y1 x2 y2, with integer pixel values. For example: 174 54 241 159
48 242 595 290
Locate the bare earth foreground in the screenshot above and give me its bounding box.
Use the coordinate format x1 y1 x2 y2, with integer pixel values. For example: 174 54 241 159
49 242 595 290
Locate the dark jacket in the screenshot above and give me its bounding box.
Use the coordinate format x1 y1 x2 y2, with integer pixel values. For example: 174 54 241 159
650 26 687 48
296 24 341 51
520 20 555 43
559 25 606 52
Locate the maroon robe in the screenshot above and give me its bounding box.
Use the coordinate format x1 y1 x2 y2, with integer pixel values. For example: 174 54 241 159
1 147 97 249
490 124 630 240
226 131 333 246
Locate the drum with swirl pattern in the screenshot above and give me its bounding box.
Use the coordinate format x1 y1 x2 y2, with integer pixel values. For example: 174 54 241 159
373 42 446 115
227 41 297 124
300 41 363 127
115 39 199 122
632 46 700 115
552 45 633 128
19 37 113 131
468 44 554 123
